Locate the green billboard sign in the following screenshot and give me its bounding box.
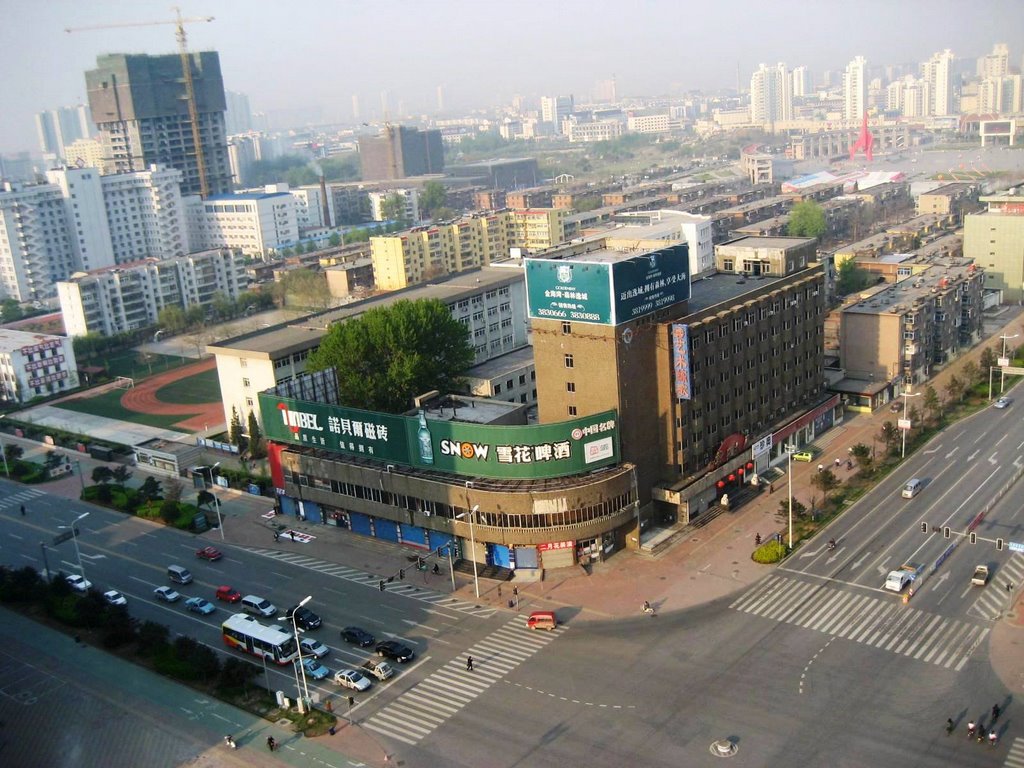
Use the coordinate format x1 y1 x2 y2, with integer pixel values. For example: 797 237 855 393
259 392 620 480
525 244 690 326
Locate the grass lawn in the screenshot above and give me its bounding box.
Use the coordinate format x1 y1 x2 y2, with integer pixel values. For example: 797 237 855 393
53 391 194 432
155 368 221 405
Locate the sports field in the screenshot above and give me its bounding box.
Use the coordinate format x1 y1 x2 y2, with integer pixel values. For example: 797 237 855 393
54 360 223 434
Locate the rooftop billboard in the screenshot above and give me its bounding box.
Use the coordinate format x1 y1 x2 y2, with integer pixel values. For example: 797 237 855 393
524 243 690 326
259 393 620 480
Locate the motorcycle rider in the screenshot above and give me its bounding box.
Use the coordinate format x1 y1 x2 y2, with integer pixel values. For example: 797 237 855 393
967 720 977 738
945 718 954 735
827 538 836 550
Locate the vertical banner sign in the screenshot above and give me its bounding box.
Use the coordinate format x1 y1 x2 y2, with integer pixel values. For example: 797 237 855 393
671 323 692 401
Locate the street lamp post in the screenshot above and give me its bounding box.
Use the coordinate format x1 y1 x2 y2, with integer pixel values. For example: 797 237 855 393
291 594 312 713
200 463 225 541
0 437 8 478
74 459 85 492
455 505 480 598
59 511 90 579
999 333 1019 395
900 390 922 459
787 447 794 550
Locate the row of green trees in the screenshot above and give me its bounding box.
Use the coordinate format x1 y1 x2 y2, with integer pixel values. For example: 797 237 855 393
230 407 266 459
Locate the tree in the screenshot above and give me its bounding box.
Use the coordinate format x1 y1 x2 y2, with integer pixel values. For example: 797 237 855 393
810 468 840 502
923 385 941 426
43 450 64 469
979 346 997 373
776 497 807 521
879 421 900 455
197 489 216 510
137 476 163 505
4 444 23 462
944 375 966 404
787 200 827 239
91 466 114 485
230 407 246 451
111 465 132 484
835 258 873 296
962 360 980 387
164 478 183 504
850 442 873 474
159 499 180 524
420 181 448 219
381 193 410 226
307 298 475 413
157 305 187 333
247 410 265 459
0 299 24 323
328 232 342 248
281 269 331 311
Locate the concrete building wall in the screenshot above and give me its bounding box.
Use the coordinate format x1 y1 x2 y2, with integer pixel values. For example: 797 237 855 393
964 212 1024 302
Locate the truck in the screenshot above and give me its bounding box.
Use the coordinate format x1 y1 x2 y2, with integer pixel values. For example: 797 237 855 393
971 565 990 587
884 563 922 593
361 659 394 681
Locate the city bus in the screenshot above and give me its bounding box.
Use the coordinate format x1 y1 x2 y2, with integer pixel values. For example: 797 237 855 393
222 613 298 665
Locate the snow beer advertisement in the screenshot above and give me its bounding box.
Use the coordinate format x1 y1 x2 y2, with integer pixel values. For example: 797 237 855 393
261 393 620 480
525 243 690 326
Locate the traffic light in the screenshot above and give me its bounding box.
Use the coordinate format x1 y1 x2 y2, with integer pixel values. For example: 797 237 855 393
969 532 977 544
996 538 1004 551
920 522 929 534
378 580 385 591
943 526 951 539
399 569 405 580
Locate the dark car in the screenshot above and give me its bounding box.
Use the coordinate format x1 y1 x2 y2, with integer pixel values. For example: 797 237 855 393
375 639 414 663
286 605 322 631
340 626 375 647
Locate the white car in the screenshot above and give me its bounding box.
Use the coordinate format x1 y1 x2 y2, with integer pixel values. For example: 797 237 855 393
300 637 330 659
66 574 92 593
103 590 128 606
153 586 181 603
333 669 372 691
994 397 1010 409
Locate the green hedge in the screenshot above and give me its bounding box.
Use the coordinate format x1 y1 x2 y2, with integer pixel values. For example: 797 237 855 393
752 541 787 563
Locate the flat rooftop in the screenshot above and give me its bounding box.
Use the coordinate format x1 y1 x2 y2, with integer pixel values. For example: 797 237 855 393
717 236 815 250
845 263 979 315
420 395 521 425
685 271 786 314
465 345 535 379
0 328 65 354
208 266 524 357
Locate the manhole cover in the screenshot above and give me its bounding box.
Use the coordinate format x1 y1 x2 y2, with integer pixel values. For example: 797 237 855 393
709 739 738 757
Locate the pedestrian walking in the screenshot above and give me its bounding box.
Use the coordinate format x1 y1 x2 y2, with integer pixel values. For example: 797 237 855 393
266 736 276 752
466 656 474 672
290 531 296 541
1008 582 1014 593
497 585 502 598
817 463 824 472
20 504 25 516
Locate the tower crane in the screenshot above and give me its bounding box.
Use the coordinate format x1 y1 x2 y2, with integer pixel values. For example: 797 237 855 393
66 7 215 198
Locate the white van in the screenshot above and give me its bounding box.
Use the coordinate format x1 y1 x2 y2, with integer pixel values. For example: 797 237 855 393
901 479 923 499
241 595 277 618
167 565 193 584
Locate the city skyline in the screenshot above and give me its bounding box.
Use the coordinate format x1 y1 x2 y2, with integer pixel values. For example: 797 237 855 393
2 0 1023 153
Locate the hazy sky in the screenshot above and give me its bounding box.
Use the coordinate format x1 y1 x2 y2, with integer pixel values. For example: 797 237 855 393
2 0 1023 152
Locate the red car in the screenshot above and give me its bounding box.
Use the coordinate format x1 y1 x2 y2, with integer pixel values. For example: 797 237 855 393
215 585 242 603
196 546 223 561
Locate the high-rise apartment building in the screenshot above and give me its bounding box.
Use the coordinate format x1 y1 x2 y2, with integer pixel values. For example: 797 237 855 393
922 49 956 116
357 126 444 181
978 43 1009 80
979 74 1023 114
188 191 298 256
843 56 868 122
85 52 232 196
35 105 93 165
750 63 793 125
540 95 574 135
224 91 253 136
0 182 75 301
791 66 812 97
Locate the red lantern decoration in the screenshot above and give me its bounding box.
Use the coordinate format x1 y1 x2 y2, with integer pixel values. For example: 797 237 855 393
728 474 736 482
738 467 745 475
746 462 754 470
716 480 726 489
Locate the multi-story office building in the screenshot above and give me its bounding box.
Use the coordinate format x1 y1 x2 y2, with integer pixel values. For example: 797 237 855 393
792 66 812 97
843 55 868 121
35 105 92 165
540 95 574 135
371 209 566 290
964 193 1024 302
62 138 106 172
57 249 246 337
922 49 956 116
626 112 671 134
188 191 298 257
0 329 79 404
0 182 76 302
567 119 623 143
750 63 793 125
358 126 444 181
85 52 232 196
840 262 984 385
207 265 528 431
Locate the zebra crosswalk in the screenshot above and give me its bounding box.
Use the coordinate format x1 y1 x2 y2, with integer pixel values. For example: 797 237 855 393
363 617 565 746
243 548 497 618
969 554 1024 621
2 487 44 511
1005 736 1024 768
730 574 988 671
